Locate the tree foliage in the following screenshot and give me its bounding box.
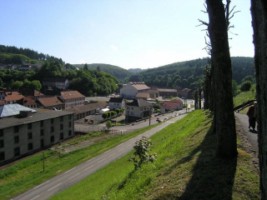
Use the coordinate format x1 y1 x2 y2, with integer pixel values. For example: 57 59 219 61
130 136 157 170
129 57 254 90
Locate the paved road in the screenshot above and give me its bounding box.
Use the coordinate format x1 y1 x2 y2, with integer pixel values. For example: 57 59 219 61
235 112 258 155
13 111 187 200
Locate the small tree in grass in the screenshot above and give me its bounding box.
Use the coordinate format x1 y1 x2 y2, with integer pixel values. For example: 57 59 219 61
106 120 112 130
130 136 157 170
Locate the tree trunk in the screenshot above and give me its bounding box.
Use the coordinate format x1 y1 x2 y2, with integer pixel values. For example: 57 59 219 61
206 0 237 158
198 88 202 109
251 0 267 199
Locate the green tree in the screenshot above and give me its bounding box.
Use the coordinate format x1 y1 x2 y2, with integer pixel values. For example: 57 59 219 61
11 80 23 90
240 81 252 92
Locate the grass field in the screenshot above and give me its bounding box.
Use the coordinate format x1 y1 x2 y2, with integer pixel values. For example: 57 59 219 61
52 110 260 200
0 124 158 200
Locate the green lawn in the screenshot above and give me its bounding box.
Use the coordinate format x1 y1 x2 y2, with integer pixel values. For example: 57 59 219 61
52 110 260 200
0 124 158 200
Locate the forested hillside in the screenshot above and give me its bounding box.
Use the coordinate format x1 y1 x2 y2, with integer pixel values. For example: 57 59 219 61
0 44 255 93
0 45 63 65
129 57 255 89
74 63 131 82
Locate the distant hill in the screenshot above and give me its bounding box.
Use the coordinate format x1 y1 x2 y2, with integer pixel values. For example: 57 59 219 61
128 57 255 89
0 45 63 65
127 68 143 74
74 63 132 82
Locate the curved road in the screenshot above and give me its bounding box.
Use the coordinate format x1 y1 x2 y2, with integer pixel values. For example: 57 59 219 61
13 111 187 200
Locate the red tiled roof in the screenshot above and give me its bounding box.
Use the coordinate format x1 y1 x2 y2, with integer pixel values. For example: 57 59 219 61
38 96 63 107
23 96 37 106
60 90 85 100
4 91 24 102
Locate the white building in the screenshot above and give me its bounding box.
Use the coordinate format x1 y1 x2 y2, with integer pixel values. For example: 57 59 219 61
120 82 150 99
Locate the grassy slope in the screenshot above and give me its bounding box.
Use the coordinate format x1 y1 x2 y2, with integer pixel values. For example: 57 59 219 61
0 125 158 200
234 84 256 107
52 111 260 200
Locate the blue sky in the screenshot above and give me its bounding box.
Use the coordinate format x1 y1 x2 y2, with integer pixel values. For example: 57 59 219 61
0 0 253 69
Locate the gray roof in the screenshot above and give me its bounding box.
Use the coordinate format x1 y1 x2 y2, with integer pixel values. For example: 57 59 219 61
0 104 36 118
0 109 73 129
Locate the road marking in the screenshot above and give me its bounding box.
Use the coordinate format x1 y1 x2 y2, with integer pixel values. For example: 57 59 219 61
30 195 40 200
34 180 50 189
47 183 62 192
64 168 75 174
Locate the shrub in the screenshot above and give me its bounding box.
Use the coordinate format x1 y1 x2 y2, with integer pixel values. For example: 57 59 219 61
240 81 252 91
130 136 157 169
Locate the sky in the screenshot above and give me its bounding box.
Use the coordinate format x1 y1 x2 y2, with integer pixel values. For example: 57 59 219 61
0 0 253 69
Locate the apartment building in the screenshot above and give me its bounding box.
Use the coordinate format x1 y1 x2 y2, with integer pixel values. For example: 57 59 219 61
0 105 74 165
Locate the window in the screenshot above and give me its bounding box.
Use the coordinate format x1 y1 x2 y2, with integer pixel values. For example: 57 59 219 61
50 136 55 143
40 139 44 148
60 124 63 130
60 132 64 140
0 152 5 161
50 127 54 133
0 129 3 137
40 129 44 136
68 130 72 136
40 121 44 127
60 116 63 122
0 140 4 148
28 132 32 139
28 143 33 150
51 119 54 124
14 136 19 144
14 126 19 133
14 147 20 156
69 122 72 128
27 124 32 130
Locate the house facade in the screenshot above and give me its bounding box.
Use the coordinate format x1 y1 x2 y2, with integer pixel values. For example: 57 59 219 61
125 99 152 122
60 90 85 109
160 98 183 113
108 97 124 110
120 82 150 99
42 78 69 90
0 106 74 165
158 88 178 98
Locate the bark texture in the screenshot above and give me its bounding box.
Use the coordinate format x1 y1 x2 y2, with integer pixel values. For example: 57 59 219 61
251 0 267 199
206 0 237 158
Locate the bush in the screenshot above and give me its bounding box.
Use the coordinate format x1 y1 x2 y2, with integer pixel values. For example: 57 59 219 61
240 81 252 91
130 136 157 169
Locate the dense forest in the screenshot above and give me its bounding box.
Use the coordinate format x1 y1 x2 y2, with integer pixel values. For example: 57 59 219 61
0 45 63 64
128 57 255 89
74 63 131 82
